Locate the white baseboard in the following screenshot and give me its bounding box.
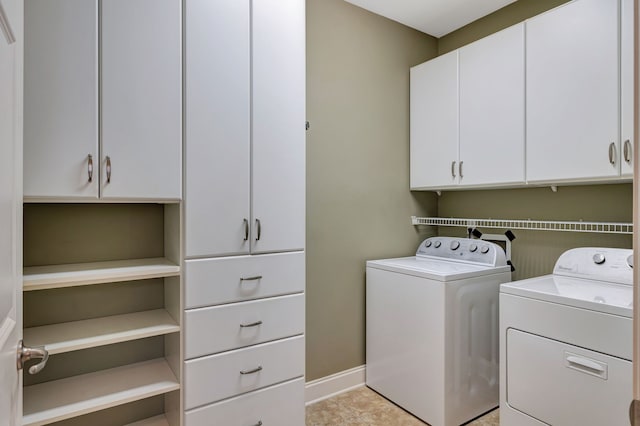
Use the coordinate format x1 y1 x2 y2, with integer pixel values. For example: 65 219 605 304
305 365 366 405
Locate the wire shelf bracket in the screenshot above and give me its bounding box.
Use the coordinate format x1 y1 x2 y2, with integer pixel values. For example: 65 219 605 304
411 216 633 235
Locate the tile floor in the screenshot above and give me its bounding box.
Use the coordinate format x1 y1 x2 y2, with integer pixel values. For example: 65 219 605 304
306 386 499 426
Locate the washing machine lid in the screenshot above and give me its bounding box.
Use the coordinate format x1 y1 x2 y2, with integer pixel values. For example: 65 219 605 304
366 257 511 282
500 275 632 318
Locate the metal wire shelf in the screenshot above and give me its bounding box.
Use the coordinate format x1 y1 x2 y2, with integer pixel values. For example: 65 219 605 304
411 216 633 235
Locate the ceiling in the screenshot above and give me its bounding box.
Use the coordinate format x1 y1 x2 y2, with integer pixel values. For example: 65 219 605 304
344 0 519 37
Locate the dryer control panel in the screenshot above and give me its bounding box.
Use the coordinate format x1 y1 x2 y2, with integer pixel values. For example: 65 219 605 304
416 237 507 266
553 247 633 285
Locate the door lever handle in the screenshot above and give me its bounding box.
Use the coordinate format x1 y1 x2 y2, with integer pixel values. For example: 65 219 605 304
17 340 49 375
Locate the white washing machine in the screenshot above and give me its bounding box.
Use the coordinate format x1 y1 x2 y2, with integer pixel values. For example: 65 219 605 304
500 247 633 426
366 236 511 426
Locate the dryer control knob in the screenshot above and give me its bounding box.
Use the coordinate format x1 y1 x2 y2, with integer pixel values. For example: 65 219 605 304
434 241 442 248
425 240 432 248
450 241 460 250
593 253 606 265
627 254 633 268
480 246 490 254
469 243 478 252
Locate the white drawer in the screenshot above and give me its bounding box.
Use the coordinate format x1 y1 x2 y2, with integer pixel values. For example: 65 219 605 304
185 378 305 426
185 252 304 309
185 335 305 409
185 293 304 359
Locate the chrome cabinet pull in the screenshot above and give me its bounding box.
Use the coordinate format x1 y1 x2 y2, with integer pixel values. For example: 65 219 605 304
0 0 16 45
243 218 249 241
17 340 49 375
609 143 616 165
255 219 261 241
240 366 263 375
240 320 263 328
451 161 456 178
87 154 94 183
241 275 262 281
106 156 112 183
624 140 632 163
459 161 464 179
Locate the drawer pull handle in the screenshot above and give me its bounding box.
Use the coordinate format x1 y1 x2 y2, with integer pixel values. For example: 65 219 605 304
240 320 263 328
240 366 263 375
241 275 262 282
566 356 605 373
253 422 263 426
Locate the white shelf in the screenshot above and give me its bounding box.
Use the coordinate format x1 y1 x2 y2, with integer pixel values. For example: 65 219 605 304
23 358 180 426
23 258 180 291
411 216 633 235
125 415 170 426
23 309 180 355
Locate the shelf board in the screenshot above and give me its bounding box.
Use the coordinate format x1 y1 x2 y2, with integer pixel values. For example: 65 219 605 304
23 258 180 291
23 358 180 426
23 309 180 355
125 415 170 426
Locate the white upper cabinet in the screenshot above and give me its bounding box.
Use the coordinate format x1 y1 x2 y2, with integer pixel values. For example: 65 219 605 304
184 0 251 258
526 0 619 183
23 0 181 201
101 0 182 200
410 51 458 190
621 0 633 177
459 23 525 187
251 0 306 254
184 0 305 257
24 0 99 199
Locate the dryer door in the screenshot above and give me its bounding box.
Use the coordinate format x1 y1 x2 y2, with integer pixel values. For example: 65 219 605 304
507 329 631 426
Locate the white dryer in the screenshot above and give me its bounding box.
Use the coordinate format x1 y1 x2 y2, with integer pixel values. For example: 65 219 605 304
366 236 511 426
500 247 633 426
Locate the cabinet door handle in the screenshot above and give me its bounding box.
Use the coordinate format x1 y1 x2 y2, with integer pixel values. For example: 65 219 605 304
240 320 263 328
459 161 464 179
451 161 456 178
609 142 616 165
105 156 112 183
87 154 94 183
240 366 263 375
0 0 16 45
243 218 249 241
624 139 632 163
255 219 261 241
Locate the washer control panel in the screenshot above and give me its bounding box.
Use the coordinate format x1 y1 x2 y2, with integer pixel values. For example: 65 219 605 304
553 247 633 285
416 237 507 266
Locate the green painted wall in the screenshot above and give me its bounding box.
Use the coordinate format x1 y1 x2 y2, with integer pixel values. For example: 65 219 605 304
306 0 438 381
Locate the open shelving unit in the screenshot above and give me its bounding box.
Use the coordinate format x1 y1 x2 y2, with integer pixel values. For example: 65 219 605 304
22 203 182 426
22 358 179 426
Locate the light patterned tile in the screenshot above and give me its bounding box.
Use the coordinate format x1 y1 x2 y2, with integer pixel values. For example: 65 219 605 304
305 386 499 426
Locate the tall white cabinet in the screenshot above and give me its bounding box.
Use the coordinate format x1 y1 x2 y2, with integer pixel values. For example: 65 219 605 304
183 0 306 424
24 0 182 201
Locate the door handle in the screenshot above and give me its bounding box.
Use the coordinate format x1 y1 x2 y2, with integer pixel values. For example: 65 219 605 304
459 161 464 179
451 161 456 178
255 219 261 241
243 218 249 241
87 154 94 183
624 139 632 164
105 156 112 183
17 340 49 375
609 142 616 165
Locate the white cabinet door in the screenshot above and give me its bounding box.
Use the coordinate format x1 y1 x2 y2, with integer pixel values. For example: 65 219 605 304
101 0 182 200
459 23 525 187
410 51 459 190
251 0 305 253
526 0 619 183
620 0 633 177
184 0 250 258
23 0 98 199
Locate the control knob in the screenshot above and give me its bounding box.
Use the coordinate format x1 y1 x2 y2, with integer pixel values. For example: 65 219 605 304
593 253 606 265
450 241 460 250
469 244 477 253
425 240 432 248
480 246 490 254
434 241 441 248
